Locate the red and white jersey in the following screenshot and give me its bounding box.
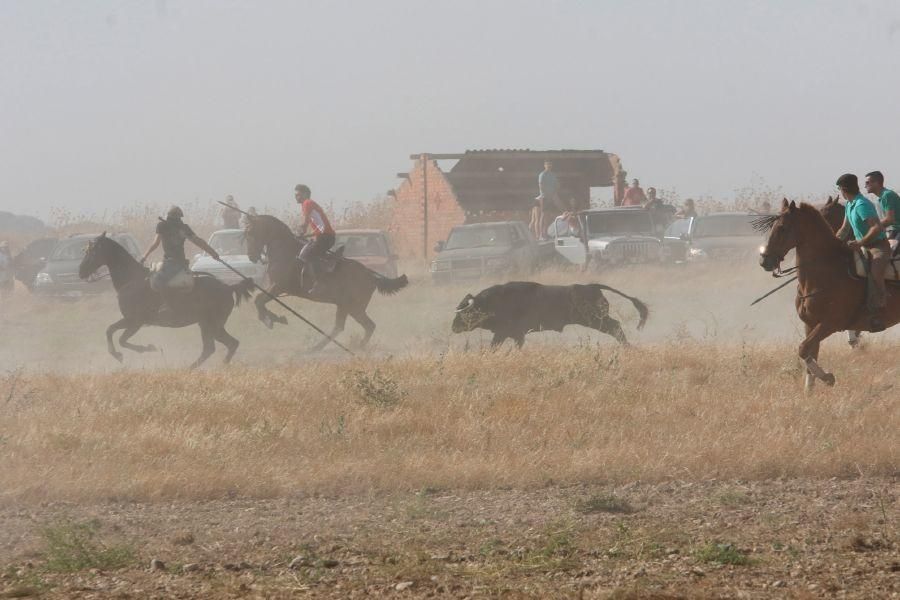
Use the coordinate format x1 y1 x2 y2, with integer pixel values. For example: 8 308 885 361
301 199 334 236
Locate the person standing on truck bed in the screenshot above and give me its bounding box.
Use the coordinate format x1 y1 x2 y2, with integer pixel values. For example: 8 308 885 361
622 179 647 206
537 161 560 241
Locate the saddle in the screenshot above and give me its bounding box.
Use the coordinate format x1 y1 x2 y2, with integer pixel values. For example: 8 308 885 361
148 262 196 292
849 249 900 282
299 246 344 274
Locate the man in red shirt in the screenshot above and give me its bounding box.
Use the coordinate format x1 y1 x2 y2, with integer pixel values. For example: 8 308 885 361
295 184 335 295
622 178 647 206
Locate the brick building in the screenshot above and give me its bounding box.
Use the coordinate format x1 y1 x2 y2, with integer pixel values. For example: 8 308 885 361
388 149 624 258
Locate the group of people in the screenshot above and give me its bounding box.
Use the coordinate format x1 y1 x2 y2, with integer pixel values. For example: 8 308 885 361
833 171 900 331
144 185 336 315
529 166 700 241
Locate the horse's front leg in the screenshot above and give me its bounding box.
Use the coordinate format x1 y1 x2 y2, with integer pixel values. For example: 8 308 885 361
106 318 131 363
255 283 288 329
119 324 157 354
800 323 835 390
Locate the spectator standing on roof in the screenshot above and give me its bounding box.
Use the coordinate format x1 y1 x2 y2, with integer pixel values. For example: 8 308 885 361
622 179 647 206
642 187 663 210
536 161 560 240
221 195 241 229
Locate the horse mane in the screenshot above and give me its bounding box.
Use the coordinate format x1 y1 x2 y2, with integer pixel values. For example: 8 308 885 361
100 235 142 268
255 214 295 237
797 202 842 234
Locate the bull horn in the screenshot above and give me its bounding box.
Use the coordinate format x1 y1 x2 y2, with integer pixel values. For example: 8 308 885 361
455 297 475 312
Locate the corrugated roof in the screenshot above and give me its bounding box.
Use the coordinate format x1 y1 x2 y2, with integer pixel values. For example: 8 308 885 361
442 150 619 212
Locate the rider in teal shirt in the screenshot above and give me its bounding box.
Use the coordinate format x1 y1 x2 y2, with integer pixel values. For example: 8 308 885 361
839 173 889 331
865 170 900 240
846 193 886 241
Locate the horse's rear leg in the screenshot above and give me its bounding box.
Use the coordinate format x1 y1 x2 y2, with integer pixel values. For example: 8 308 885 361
213 328 240 364
106 318 131 362
349 307 375 348
189 323 216 369
119 325 157 354
309 305 348 352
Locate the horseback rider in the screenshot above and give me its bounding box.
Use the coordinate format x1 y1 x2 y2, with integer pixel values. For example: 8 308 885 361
294 184 335 296
864 170 900 252
141 206 220 315
835 173 889 332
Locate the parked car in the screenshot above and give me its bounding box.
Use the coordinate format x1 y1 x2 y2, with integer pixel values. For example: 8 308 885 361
430 221 554 283
334 229 399 278
33 233 141 297
190 229 268 285
663 212 772 262
551 207 665 268
12 236 59 291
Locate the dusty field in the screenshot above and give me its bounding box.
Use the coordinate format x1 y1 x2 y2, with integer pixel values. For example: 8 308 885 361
0 479 897 599
0 261 898 597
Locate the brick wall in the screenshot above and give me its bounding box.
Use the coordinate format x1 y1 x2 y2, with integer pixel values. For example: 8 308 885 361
388 158 466 259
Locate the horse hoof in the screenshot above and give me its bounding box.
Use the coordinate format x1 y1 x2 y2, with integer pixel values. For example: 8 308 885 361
823 373 836 386
146 344 158 353
111 352 123 363
275 315 288 325
262 316 273 330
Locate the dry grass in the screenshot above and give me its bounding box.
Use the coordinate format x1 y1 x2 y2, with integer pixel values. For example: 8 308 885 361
1 342 896 505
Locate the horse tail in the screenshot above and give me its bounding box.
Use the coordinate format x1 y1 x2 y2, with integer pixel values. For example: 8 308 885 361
375 273 409 295
592 284 649 330
229 278 256 306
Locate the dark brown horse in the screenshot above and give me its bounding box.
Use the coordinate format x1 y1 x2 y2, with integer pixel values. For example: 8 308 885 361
244 215 409 350
758 200 900 390
79 233 254 368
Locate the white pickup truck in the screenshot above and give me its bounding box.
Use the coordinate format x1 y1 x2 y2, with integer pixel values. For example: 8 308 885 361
549 207 669 268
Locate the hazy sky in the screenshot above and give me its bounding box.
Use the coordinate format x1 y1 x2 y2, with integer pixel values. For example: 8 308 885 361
3 0 900 219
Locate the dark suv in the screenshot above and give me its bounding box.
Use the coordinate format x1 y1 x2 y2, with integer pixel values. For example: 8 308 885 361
33 233 141 297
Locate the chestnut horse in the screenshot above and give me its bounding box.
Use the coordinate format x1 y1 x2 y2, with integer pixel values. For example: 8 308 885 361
758 200 899 390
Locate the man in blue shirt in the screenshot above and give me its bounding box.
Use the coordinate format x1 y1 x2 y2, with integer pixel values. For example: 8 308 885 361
836 173 889 331
864 170 900 248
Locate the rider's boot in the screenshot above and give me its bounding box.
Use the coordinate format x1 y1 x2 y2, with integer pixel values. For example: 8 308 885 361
304 261 322 296
869 309 886 333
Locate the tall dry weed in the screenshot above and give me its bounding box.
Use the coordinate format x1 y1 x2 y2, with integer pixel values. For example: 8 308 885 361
0 343 896 505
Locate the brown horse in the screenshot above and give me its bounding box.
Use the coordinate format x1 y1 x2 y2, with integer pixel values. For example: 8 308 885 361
758 200 899 390
244 215 409 351
79 233 254 368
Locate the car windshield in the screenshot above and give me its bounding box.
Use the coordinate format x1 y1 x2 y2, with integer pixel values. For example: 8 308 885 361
208 231 247 255
693 215 761 238
664 218 692 238
335 233 387 257
444 226 512 250
586 211 654 237
50 239 91 261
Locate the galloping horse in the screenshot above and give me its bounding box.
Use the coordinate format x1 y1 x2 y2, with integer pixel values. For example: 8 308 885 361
244 215 409 350
79 233 254 368
758 200 900 390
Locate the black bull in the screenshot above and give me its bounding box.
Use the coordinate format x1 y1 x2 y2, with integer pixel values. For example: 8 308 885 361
452 281 649 347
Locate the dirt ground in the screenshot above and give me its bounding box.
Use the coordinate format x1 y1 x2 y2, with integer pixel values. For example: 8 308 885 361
1 478 897 599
